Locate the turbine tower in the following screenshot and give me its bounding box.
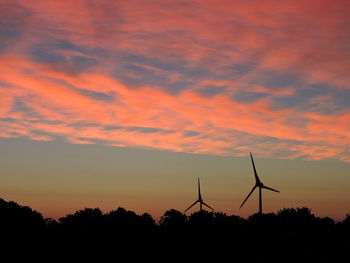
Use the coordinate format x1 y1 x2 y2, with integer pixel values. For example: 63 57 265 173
240 152 280 214
184 178 214 213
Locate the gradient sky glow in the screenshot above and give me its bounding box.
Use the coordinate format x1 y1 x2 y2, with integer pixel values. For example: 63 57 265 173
0 0 350 220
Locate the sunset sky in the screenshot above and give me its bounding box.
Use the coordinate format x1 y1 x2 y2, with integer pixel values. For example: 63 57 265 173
0 0 349 221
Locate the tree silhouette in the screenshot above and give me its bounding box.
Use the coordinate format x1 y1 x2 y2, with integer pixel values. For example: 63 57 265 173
277 207 316 234
0 198 45 236
59 207 103 234
188 210 215 227
105 207 151 233
159 209 187 231
0 197 349 262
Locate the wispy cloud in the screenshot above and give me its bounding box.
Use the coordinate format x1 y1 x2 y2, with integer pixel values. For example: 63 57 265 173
0 0 350 161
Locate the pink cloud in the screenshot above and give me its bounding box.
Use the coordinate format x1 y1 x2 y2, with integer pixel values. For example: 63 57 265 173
1 0 350 162
29 134 53 142
0 55 348 160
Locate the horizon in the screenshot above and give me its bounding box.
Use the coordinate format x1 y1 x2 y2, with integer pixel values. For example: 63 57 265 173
1 137 349 222
0 192 348 223
1 0 350 223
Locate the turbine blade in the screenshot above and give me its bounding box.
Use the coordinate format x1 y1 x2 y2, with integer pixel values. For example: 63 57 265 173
202 201 214 211
239 186 257 208
250 152 260 183
184 200 199 213
262 185 280 193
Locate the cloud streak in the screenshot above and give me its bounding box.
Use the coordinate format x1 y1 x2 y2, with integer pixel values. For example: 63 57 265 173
1 0 350 161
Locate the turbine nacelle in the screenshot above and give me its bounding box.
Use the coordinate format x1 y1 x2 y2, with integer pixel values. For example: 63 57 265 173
256 181 264 188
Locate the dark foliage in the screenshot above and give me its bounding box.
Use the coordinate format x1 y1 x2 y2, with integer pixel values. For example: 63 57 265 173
0 197 349 262
0 198 44 236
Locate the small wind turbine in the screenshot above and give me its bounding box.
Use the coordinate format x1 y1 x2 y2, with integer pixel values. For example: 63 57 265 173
184 178 214 213
240 152 280 214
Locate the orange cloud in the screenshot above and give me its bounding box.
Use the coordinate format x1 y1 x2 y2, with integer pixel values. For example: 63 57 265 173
1 0 350 162
0 55 348 160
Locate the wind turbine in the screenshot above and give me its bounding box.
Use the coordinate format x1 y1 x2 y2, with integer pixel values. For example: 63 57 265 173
240 152 280 214
184 178 214 213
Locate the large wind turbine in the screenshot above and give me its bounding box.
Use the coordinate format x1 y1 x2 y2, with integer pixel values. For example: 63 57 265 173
240 153 280 214
184 178 214 213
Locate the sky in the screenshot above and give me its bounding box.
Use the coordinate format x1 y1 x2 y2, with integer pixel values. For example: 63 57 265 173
0 0 349 221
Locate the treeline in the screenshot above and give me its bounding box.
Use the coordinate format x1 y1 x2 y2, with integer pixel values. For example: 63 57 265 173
1 197 349 262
